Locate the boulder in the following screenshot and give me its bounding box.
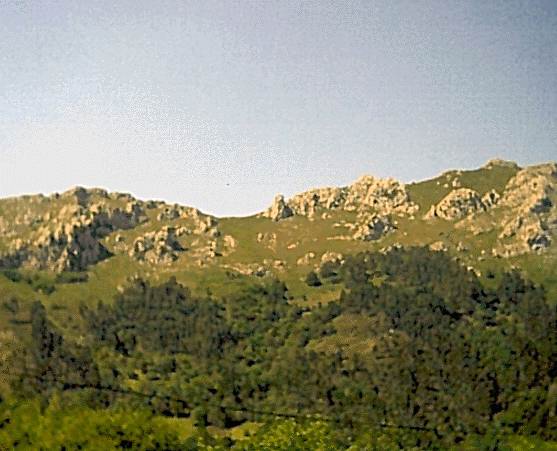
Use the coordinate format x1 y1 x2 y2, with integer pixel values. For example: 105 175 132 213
321 251 344 264
296 252 316 266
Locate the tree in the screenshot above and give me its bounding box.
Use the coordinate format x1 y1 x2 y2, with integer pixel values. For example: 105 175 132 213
305 270 322 287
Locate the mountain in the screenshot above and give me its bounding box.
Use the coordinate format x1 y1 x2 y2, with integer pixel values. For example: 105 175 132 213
1 159 556 310
1 158 557 449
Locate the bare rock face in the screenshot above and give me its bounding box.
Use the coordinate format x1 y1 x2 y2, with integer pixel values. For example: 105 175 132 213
262 195 294 221
261 175 418 221
353 214 395 241
481 190 500 208
2 222 112 272
287 187 345 218
129 227 184 264
256 232 277 248
223 235 237 249
344 176 418 215
489 163 557 257
499 163 556 214
156 204 200 222
259 175 416 241
0 197 151 272
492 215 552 257
425 188 485 220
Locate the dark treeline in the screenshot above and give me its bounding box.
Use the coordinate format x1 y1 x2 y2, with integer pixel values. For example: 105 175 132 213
4 247 557 448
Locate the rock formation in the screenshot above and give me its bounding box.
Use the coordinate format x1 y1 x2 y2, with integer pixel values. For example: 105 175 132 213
352 214 395 241
490 163 556 257
260 175 416 242
0 196 148 272
262 195 294 221
261 175 418 221
425 188 486 220
129 227 184 264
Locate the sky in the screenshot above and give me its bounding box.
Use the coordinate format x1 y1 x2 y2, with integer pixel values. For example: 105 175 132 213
1 0 556 216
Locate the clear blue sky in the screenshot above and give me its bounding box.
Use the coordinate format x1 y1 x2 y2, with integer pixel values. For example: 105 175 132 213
1 0 556 216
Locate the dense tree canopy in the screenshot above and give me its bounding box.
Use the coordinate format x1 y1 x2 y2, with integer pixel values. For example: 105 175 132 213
2 247 556 448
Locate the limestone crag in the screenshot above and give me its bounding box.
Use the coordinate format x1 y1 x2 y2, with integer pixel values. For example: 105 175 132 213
156 204 200 222
429 241 448 252
425 188 486 220
190 211 220 237
129 227 184 264
256 232 277 248
344 176 417 215
0 198 149 271
261 175 418 221
262 195 293 221
499 164 556 214
353 214 395 241
481 190 500 208
491 164 557 257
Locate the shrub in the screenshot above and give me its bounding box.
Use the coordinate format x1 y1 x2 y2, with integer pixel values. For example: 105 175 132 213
305 270 322 287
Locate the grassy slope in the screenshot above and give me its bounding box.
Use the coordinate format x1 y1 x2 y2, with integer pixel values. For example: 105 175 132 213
2 161 557 340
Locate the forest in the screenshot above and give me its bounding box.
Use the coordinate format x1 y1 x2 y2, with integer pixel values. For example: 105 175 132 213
1 247 556 449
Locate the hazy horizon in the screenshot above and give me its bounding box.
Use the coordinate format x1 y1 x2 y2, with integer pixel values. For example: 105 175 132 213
1 1 556 216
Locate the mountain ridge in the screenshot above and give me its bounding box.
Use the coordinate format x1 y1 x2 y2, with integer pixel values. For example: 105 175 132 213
0 158 556 318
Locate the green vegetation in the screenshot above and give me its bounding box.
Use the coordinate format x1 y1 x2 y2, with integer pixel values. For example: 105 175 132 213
0 162 556 448
1 248 555 449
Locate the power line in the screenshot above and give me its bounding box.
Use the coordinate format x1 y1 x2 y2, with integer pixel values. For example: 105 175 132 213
3 369 439 435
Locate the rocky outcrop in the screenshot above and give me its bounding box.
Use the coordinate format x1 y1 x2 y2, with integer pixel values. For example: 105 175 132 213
256 232 277 248
129 227 184 264
353 214 395 241
259 175 415 242
262 195 294 221
156 204 200 222
429 241 448 252
1 223 111 272
191 212 219 237
490 164 556 257
499 163 556 214
0 199 149 272
223 235 237 249
481 190 500 208
482 159 520 170
425 188 486 220
320 252 344 264
223 262 269 277
344 176 417 215
261 175 418 221
492 215 552 257
296 252 316 266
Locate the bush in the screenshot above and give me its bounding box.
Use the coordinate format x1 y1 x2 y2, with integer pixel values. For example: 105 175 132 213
305 270 322 287
0 269 22 283
55 272 89 284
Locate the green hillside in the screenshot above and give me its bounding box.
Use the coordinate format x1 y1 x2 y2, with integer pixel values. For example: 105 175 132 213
1 159 556 449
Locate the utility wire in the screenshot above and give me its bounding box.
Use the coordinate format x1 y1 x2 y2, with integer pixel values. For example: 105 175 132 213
2 369 439 435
